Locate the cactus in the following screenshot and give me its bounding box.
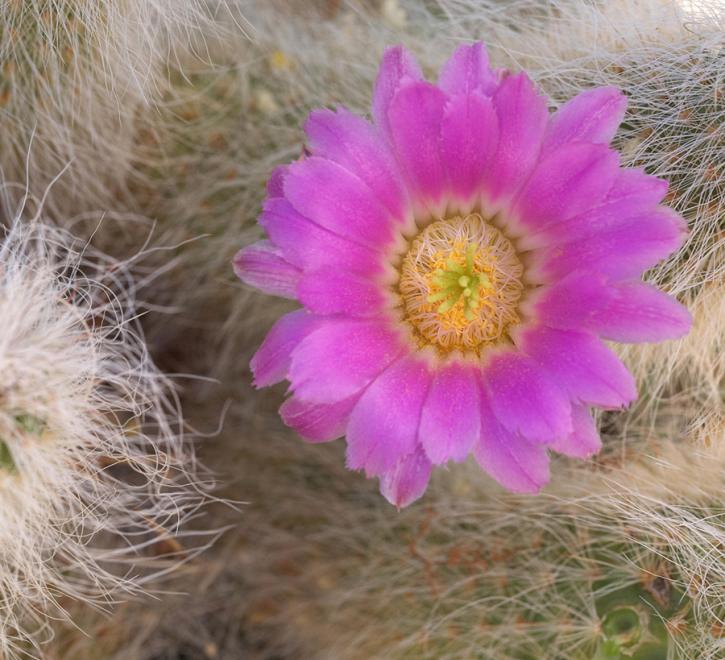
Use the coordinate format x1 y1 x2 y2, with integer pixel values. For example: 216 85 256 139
0 185 212 657
0 1 718 657
0 0 219 220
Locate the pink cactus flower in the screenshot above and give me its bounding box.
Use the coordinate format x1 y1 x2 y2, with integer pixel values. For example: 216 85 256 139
234 43 691 507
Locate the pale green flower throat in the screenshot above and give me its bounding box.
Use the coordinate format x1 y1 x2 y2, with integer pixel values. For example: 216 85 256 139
426 243 493 320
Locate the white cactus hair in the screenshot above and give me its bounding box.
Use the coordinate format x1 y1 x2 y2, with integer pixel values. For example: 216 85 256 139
0 0 241 219
0 179 211 657
215 422 724 660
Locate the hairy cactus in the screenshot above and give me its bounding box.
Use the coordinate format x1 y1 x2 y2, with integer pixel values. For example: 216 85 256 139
0 187 211 657
0 0 221 219
0 1 718 657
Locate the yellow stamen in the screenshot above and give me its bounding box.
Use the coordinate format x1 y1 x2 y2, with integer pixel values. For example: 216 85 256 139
398 213 524 352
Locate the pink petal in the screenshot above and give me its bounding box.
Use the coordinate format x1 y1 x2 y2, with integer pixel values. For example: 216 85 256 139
482 350 572 443
267 165 288 198
387 80 448 211
517 326 637 409
346 356 431 476
250 311 323 388
549 404 602 458
233 240 301 299
284 157 394 250
261 198 381 276
536 207 686 280
486 72 548 205
297 267 388 317
542 87 627 154
589 282 692 343
288 318 404 403
606 167 669 206
379 445 433 509
279 394 360 443
514 143 619 230
440 91 499 205
373 45 423 142
528 271 614 331
520 168 670 250
305 108 409 221
530 275 690 343
438 42 498 97
475 386 550 493
419 362 480 465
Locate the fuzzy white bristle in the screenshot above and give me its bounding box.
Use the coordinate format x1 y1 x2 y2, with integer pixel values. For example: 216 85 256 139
0 0 239 220
0 184 213 658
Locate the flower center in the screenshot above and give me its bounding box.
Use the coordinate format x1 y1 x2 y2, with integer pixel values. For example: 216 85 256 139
398 213 524 353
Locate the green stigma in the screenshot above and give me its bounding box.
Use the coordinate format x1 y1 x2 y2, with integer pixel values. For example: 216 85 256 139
426 244 492 320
